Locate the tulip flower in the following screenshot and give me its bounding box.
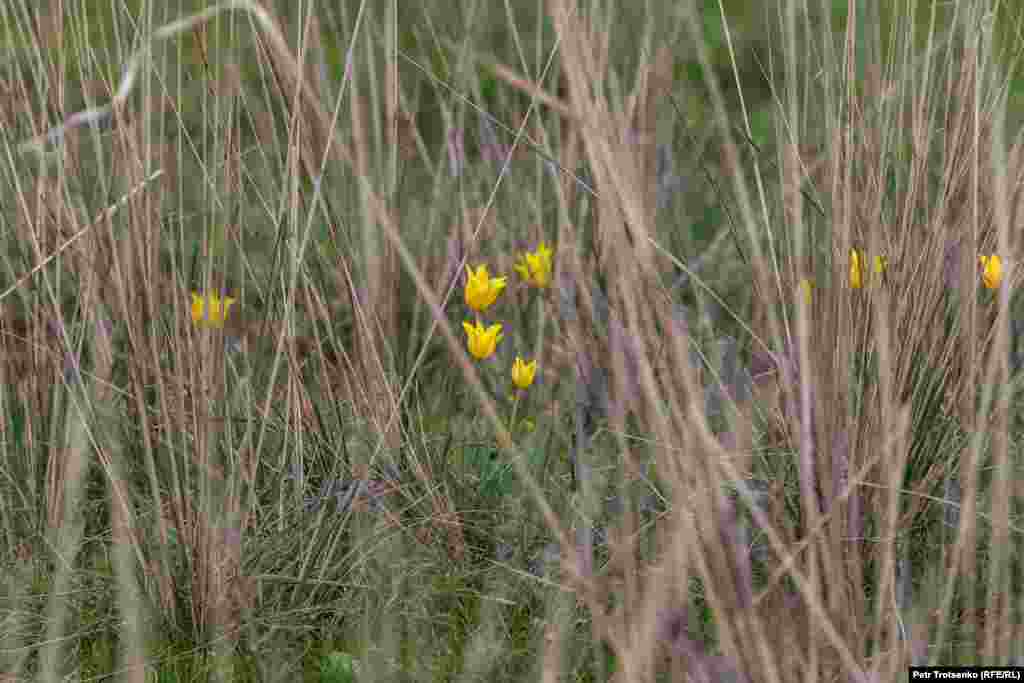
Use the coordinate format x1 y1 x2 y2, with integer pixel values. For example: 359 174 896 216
979 254 1003 289
191 292 236 328
464 265 507 312
512 356 537 389
514 242 553 289
463 319 503 360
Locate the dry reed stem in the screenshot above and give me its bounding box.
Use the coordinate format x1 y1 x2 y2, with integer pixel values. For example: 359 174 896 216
490 62 575 121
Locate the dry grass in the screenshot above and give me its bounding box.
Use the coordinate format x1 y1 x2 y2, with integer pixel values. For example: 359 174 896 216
1 0 1023 681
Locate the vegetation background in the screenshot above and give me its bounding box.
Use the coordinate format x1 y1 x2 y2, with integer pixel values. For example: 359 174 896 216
2 0 1024 681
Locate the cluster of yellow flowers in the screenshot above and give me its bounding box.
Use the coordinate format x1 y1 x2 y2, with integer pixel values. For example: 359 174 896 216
798 250 1005 306
186 244 554 389
191 292 236 328
462 241 552 390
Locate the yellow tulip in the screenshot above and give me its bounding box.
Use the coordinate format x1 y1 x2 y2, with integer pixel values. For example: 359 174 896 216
464 265 507 312
850 250 887 289
849 250 865 289
798 279 813 306
512 356 538 389
463 319 503 360
979 254 1003 289
513 241 553 288
874 255 887 276
191 292 236 328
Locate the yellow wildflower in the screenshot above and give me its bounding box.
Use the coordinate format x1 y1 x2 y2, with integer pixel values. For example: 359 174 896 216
798 279 813 306
849 250 865 289
850 250 886 289
191 292 236 328
463 319 503 360
512 356 538 390
874 255 887 276
514 241 553 288
979 254 1003 290
464 265 507 312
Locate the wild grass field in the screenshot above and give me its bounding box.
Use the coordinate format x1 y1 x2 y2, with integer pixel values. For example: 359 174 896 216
2 0 1024 681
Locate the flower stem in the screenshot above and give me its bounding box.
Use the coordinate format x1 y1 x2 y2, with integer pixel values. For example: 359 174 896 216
509 391 521 434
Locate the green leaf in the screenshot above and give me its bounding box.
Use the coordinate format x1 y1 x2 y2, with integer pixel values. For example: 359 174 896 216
319 651 359 683
749 107 773 149
10 405 24 451
464 444 514 498
701 4 725 53
479 71 498 104
685 61 705 86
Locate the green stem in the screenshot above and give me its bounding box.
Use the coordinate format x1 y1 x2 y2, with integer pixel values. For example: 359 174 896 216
509 391 521 434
